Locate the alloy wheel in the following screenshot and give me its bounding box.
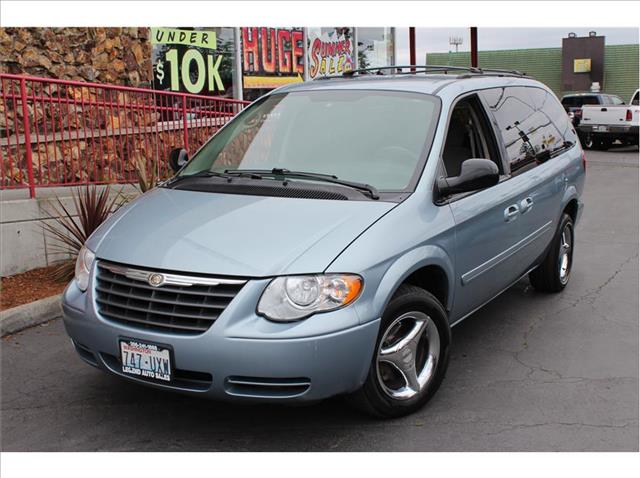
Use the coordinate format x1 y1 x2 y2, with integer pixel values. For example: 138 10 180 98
376 311 440 400
558 223 573 285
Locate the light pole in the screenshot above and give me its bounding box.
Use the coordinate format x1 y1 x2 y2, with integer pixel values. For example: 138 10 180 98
470 27 478 67
449 36 463 53
448 36 462 66
409 27 416 71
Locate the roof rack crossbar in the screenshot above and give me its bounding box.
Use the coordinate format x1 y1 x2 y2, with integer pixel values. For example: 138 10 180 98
340 64 528 79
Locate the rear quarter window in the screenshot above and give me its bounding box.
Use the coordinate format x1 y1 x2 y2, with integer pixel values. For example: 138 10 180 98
561 95 599 107
609 95 625 105
481 86 577 176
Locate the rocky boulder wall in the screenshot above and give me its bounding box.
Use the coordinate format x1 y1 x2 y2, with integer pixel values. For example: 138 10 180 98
0 27 152 87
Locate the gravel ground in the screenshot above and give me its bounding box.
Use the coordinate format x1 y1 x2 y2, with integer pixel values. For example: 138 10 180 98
1 147 638 451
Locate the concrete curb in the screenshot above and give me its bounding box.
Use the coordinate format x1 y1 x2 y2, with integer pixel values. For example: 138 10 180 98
1 294 62 337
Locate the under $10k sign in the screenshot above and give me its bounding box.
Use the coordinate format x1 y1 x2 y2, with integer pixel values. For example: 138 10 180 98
151 27 225 94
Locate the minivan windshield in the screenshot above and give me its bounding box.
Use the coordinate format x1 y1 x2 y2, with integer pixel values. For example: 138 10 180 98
179 90 440 192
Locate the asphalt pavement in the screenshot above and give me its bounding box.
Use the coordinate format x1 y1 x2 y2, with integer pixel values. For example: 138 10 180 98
1 147 638 451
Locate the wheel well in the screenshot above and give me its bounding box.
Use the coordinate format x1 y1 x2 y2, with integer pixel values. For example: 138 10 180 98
564 199 579 222
403 265 449 310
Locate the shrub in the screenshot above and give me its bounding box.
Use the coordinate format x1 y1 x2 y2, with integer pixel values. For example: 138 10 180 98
134 155 171 193
42 185 124 282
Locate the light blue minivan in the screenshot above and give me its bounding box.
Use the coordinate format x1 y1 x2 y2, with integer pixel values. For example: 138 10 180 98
63 66 585 417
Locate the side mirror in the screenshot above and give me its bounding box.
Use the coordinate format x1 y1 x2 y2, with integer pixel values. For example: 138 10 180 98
438 158 499 196
168 148 189 173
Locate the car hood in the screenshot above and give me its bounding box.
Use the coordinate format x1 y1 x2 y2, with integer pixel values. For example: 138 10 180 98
87 187 395 277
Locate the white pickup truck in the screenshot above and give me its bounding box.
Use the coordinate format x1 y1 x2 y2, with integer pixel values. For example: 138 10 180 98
578 89 639 150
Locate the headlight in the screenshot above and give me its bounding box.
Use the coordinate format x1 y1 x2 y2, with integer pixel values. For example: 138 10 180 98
75 245 95 291
257 274 363 322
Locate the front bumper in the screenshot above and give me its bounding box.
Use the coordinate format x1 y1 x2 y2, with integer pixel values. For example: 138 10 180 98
62 279 380 403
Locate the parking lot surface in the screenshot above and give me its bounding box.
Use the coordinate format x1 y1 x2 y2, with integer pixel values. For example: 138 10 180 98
1 148 638 451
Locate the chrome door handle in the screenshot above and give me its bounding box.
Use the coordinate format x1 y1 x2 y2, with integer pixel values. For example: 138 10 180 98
504 204 519 222
520 197 533 214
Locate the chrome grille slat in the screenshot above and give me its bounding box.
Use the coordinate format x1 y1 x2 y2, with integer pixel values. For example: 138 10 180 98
95 261 245 335
97 273 240 297
94 286 228 310
97 307 210 332
95 296 219 320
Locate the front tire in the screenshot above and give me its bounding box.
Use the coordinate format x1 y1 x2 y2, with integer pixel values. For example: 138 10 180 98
529 213 574 293
349 284 451 418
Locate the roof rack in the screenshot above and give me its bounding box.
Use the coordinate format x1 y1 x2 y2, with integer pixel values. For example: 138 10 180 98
338 65 529 79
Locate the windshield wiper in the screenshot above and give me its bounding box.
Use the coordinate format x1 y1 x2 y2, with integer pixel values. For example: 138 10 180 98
167 169 266 186
224 168 379 200
188 170 233 179
167 170 232 183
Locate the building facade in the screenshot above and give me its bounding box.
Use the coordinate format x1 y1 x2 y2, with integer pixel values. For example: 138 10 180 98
426 43 639 102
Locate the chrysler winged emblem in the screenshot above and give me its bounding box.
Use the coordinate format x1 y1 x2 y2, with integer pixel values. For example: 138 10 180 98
147 273 165 287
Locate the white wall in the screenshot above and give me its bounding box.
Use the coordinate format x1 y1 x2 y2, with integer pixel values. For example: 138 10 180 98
1 186 139 277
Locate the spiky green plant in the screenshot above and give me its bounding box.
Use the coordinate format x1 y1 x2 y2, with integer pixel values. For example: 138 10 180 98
42 185 124 282
134 155 158 193
134 154 171 193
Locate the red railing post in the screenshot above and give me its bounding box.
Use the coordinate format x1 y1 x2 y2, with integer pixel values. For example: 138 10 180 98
181 94 189 154
19 77 36 198
1 73 249 192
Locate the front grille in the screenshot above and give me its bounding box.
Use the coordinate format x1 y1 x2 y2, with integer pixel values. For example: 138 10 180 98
95 261 246 334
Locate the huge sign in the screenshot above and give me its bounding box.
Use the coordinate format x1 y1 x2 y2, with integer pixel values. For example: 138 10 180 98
307 28 355 79
151 27 235 96
241 27 304 90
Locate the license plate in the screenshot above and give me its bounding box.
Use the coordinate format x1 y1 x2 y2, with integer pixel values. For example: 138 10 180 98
595 125 609 132
120 339 172 382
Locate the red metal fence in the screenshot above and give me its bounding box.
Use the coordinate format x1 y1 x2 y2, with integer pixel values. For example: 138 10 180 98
0 74 250 197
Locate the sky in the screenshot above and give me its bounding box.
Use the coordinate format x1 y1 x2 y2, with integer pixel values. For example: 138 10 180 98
395 27 639 63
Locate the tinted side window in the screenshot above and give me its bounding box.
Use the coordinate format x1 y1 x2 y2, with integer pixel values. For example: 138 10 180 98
584 96 601 105
528 88 578 150
480 87 577 176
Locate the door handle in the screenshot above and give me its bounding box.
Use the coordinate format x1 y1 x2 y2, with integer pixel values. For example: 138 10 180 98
520 197 533 214
504 204 519 222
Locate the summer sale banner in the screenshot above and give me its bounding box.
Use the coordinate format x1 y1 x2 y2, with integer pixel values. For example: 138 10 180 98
307 27 355 79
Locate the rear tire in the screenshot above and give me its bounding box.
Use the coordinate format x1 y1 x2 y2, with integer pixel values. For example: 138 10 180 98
592 138 612 151
349 284 451 418
529 213 574 293
579 133 592 150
